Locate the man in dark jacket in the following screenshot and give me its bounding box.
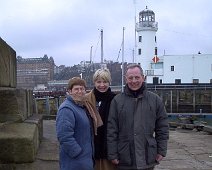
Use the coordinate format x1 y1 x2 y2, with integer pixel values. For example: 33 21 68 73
107 64 169 170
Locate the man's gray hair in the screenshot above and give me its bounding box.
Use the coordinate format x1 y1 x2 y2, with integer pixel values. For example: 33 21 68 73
126 64 144 75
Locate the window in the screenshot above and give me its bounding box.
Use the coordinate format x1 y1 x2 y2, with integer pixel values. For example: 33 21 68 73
138 48 141 55
175 79 181 84
139 36 142 42
153 77 159 84
151 62 163 69
155 47 157 55
193 79 199 84
171 66 174 71
145 70 154 76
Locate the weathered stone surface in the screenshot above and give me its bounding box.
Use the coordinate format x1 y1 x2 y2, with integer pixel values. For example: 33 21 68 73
26 89 34 118
0 37 16 88
25 114 43 143
156 129 212 170
203 125 212 134
0 88 33 123
0 122 39 163
0 37 42 166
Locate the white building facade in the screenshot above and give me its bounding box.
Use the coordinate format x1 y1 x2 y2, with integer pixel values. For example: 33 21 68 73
136 7 212 84
163 54 212 84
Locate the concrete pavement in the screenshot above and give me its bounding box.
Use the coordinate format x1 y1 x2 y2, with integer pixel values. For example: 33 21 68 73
2 120 212 170
156 128 212 170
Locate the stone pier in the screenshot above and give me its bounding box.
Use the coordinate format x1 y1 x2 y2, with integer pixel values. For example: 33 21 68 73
0 37 42 164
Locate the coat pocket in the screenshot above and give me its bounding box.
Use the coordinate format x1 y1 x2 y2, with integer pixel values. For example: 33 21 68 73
118 139 132 166
146 137 157 165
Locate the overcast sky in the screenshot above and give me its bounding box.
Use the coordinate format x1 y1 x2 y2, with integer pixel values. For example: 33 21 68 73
1 0 212 66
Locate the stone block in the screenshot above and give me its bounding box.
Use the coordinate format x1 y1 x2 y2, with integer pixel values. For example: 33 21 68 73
0 88 33 123
0 122 39 163
24 114 43 143
203 125 212 134
26 89 34 117
0 37 16 88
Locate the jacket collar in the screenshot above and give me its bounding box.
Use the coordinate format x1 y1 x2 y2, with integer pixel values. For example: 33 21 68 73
124 83 147 98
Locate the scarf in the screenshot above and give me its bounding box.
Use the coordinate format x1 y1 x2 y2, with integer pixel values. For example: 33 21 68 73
93 87 112 102
73 96 103 135
126 83 145 98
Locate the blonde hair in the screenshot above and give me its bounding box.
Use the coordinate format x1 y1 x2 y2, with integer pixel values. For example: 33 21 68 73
93 68 112 83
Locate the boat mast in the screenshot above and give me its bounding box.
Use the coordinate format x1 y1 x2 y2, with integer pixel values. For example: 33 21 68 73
90 45 93 64
100 29 104 67
121 27 125 92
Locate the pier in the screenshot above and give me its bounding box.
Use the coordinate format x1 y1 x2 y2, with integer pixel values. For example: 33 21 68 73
1 119 211 170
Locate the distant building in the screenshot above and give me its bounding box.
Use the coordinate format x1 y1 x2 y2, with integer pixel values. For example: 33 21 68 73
17 55 55 89
54 65 65 74
136 6 212 84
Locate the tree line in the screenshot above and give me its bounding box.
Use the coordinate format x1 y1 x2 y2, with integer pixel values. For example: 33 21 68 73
54 62 128 88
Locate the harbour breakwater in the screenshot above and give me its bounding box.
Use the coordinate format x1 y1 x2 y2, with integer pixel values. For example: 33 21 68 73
33 83 212 114
33 83 212 126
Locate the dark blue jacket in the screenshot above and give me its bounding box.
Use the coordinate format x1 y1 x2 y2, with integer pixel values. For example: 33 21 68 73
56 96 94 170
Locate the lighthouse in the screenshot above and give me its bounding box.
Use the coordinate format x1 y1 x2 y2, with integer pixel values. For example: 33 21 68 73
136 6 158 78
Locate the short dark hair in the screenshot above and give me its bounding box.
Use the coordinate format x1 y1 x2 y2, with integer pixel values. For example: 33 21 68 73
126 64 144 75
68 77 86 90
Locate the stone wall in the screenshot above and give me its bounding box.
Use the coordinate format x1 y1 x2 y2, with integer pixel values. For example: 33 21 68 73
0 88 33 123
0 37 43 164
0 37 16 88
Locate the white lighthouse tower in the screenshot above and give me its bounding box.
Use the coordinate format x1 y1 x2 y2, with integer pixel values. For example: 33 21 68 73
136 6 158 80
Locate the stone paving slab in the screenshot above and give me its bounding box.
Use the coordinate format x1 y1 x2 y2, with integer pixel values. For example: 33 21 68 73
156 129 212 170
0 123 39 163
